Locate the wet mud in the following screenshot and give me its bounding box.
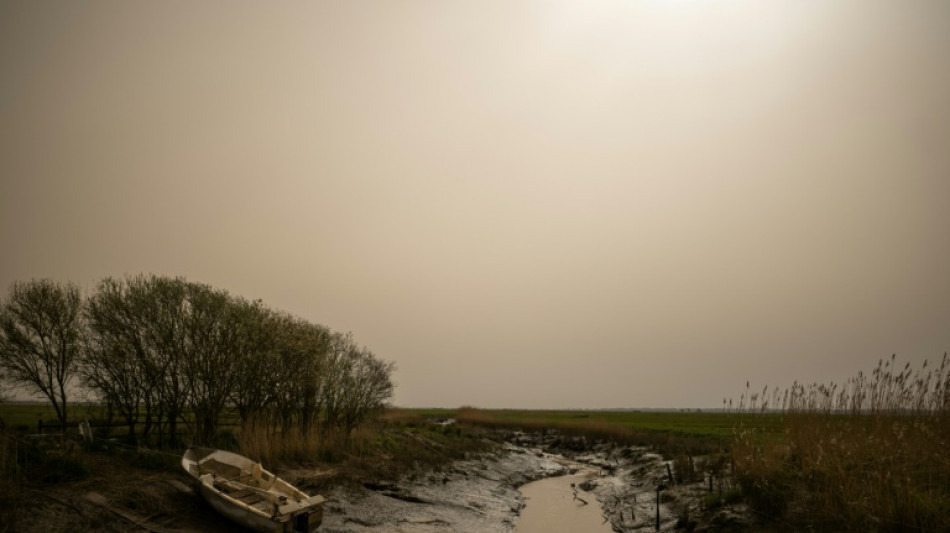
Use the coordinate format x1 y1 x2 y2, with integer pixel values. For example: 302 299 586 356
515 468 613 533
11 430 749 532
317 442 567 533
316 432 750 533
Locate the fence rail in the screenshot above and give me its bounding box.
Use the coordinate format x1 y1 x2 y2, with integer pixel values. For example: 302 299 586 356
35 419 240 434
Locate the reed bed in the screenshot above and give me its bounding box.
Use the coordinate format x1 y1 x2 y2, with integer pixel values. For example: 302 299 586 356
236 413 375 466
237 410 493 482
732 354 950 531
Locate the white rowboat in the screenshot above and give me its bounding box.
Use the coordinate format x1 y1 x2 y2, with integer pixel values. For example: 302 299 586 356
182 447 325 533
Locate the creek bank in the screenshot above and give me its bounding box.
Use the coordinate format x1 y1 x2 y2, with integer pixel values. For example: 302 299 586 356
5 430 751 532
314 442 567 533
309 430 750 533
511 431 750 532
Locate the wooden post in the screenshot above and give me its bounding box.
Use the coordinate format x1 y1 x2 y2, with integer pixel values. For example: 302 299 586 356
38 419 43 434
656 484 666 531
666 463 673 484
709 474 714 493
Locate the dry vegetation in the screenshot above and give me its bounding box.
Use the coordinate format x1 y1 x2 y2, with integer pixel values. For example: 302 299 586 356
732 354 950 531
0 407 493 532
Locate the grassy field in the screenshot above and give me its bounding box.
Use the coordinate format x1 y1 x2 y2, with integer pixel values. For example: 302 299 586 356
0 402 242 434
2 402 781 449
395 406 783 459
0 402 66 430
454 408 780 438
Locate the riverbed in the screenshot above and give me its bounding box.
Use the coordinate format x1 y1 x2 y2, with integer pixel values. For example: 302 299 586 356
316 443 568 532
515 469 613 533
314 433 749 532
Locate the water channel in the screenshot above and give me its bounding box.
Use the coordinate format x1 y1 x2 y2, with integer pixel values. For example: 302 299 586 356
514 468 614 533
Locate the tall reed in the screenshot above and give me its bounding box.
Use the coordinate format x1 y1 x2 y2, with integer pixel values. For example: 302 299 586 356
236 412 372 466
732 354 950 531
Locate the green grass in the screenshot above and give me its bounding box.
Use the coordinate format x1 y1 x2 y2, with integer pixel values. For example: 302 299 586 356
395 407 783 457
0 402 62 430
458 408 780 439
407 407 783 438
4 402 783 443
0 402 241 434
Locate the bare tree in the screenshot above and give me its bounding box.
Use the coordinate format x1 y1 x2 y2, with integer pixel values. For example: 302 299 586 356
82 277 153 442
228 301 282 422
269 315 326 434
293 321 332 436
143 276 192 447
0 279 84 431
79 273 397 446
180 282 245 445
0 368 9 402
339 347 395 437
320 332 356 434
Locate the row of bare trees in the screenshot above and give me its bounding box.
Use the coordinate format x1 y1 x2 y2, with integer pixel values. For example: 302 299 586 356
0 277 394 446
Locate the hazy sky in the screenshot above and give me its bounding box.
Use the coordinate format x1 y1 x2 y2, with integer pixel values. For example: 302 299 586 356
2 1 948 408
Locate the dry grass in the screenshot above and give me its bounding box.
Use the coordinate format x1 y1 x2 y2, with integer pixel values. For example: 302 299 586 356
237 410 494 484
732 354 950 531
236 413 374 466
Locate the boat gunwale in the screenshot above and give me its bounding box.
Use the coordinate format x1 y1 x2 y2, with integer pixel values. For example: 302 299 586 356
182 447 323 524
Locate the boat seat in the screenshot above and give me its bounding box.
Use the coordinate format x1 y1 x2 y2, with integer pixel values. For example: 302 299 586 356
217 479 285 506
237 493 265 505
232 490 279 514
251 462 276 490
198 458 243 479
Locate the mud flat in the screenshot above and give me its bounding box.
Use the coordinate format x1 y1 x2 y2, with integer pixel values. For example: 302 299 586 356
316 432 749 533
512 432 750 532
1 430 747 533
317 442 567 533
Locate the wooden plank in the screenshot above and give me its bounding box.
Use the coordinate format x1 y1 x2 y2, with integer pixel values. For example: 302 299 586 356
166 479 195 495
236 493 264 505
83 492 203 533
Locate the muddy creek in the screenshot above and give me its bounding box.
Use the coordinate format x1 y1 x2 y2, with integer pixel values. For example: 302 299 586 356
515 468 613 533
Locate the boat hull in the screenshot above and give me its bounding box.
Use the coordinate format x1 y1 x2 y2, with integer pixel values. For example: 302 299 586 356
182 448 323 533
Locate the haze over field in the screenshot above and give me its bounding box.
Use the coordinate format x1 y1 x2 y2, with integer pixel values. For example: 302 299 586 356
2 1 948 409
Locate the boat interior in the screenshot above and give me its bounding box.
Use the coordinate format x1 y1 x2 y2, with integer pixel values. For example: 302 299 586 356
195 456 289 517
